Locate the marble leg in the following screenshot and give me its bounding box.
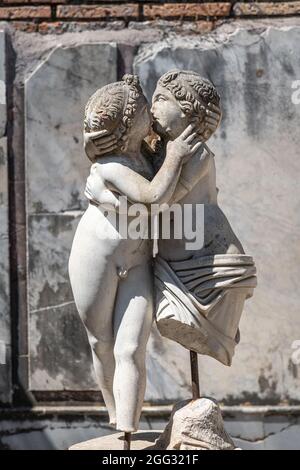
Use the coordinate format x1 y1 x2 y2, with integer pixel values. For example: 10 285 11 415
69 248 119 425
113 262 154 432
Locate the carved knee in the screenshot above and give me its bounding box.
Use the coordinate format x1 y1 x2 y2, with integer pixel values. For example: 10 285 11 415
114 342 144 366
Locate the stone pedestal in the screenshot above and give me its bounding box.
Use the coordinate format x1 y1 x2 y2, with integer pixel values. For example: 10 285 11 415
69 398 239 451
155 398 237 450
69 431 161 450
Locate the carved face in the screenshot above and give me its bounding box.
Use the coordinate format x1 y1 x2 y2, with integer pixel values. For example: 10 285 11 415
151 84 190 139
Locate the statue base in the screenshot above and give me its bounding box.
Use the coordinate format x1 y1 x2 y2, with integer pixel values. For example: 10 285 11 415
69 398 239 451
69 430 161 450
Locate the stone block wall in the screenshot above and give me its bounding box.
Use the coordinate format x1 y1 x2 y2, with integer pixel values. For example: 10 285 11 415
0 30 12 404
0 2 300 450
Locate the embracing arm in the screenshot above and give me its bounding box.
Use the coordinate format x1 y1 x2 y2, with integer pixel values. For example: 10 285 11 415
85 143 212 214
95 125 201 206
98 156 181 206
85 159 181 211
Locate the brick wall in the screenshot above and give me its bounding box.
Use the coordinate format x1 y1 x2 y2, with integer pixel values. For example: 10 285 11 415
0 1 300 33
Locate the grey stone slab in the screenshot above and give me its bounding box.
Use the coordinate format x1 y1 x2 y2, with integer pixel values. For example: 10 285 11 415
135 22 300 403
0 138 9 345
0 409 299 449
225 416 264 442
145 325 191 402
25 43 117 214
25 43 118 391
263 419 300 450
28 213 98 390
0 30 11 405
0 345 11 404
28 213 80 312
232 421 300 450
0 32 6 137
30 301 97 391
0 417 114 450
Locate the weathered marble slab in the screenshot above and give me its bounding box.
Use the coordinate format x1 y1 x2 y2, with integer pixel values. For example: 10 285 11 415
0 30 12 404
28 213 96 390
135 22 300 403
25 43 117 214
0 32 5 137
25 43 117 391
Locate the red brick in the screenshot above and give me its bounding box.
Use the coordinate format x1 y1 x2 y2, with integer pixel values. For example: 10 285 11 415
2 0 65 3
10 21 38 32
57 4 139 20
0 6 51 19
38 21 65 34
143 3 231 19
234 2 300 17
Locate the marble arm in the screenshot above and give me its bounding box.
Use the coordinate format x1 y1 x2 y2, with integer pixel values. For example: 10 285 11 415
84 177 125 212
93 125 201 207
84 150 183 211
94 154 183 207
85 144 209 214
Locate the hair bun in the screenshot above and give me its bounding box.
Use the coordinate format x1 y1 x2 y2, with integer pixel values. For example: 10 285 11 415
122 74 140 87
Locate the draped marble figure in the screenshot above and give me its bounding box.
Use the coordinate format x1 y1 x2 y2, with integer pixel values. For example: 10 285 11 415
68 70 257 439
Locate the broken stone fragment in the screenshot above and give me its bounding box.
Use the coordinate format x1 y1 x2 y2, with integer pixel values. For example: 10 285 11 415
155 398 237 450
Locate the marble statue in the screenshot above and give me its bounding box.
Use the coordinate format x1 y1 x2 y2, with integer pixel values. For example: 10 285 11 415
68 74 203 435
69 70 257 449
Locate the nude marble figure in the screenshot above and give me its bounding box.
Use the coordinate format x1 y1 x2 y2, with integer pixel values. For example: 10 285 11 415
70 70 256 442
68 74 203 434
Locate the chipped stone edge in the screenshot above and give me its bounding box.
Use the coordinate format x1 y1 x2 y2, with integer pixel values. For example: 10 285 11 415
134 17 300 68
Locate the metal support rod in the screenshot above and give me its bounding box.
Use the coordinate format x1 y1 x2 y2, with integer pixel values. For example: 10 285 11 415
123 432 131 450
190 350 200 400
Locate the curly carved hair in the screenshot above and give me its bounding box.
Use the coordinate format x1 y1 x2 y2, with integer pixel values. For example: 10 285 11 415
84 74 143 157
158 69 221 140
